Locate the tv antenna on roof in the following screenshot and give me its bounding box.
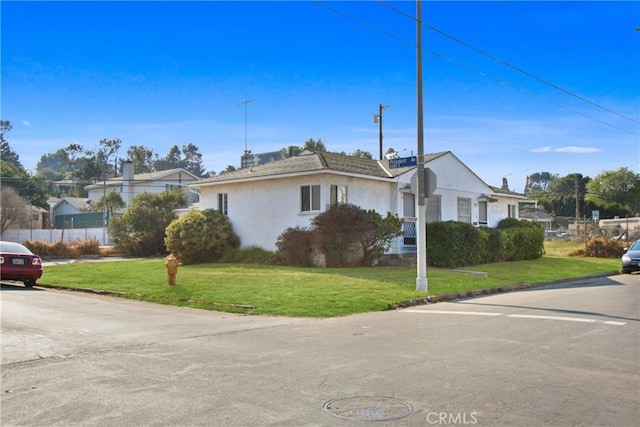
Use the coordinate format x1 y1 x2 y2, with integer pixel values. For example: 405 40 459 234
238 99 256 154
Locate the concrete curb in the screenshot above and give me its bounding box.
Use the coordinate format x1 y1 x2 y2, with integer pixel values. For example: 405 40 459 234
388 271 619 310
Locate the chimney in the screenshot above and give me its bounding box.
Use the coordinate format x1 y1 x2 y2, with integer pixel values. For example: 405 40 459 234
123 160 134 181
502 177 509 190
123 160 134 205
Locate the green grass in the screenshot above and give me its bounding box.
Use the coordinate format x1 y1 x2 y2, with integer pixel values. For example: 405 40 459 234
39 255 620 318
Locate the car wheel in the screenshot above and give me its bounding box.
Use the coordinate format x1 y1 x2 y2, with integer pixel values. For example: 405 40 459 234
622 269 631 274
23 280 36 288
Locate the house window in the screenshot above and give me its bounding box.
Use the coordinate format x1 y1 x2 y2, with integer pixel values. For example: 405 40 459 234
166 183 183 191
426 194 441 223
457 197 471 223
218 193 228 215
330 185 347 205
508 204 517 218
301 185 320 212
479 201 488 227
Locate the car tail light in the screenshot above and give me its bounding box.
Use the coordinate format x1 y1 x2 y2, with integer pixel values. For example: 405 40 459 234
32 257 42 266
0 256 4 264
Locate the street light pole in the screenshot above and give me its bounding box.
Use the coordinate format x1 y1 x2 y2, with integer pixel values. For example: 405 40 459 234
415 0 428 291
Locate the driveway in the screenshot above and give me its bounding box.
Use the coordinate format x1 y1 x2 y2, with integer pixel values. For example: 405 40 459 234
1 274 638 426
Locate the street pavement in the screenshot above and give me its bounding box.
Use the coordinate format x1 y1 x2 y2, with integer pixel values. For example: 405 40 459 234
1 274 638 426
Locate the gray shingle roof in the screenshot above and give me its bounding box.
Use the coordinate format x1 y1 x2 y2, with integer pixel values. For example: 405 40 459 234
193 150 450 185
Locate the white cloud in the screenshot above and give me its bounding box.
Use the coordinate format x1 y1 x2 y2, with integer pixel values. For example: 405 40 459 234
530 146 602 154
21 120 31 126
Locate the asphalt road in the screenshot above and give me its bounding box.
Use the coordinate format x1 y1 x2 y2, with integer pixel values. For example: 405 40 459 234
1 274 638 426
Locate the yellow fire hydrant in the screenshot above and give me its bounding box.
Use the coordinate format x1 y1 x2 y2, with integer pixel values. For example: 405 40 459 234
164 254 182 286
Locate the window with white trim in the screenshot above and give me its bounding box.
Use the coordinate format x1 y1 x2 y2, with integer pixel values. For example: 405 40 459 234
330 185 347 205
166 183 183 191
508 204 517 218
457 197 471 223
218 193 228 215
301 185 320 212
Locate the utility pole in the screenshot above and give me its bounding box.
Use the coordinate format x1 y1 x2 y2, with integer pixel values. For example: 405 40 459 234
374 104 389 160
575 175 580 237
415 0 428 292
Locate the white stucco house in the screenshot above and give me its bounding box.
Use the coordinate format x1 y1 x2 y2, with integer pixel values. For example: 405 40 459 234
84 161 200 207
189 150 526 255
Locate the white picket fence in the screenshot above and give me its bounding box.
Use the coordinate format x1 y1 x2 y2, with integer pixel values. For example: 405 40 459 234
1 228 109 245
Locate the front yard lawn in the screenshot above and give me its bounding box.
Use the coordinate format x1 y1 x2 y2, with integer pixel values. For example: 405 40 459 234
38 256 620 318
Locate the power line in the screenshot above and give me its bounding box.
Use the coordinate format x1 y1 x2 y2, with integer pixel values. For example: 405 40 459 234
497 1 640 69
332 1 640 127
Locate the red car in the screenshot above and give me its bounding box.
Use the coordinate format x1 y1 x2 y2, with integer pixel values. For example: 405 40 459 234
0 241 43 287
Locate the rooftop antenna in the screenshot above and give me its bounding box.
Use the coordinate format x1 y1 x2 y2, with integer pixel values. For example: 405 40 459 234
238 99 256 155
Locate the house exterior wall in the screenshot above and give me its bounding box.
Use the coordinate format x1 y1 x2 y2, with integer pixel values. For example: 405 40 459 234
87 170 197 206
54 200 82 216
195 152 524 255
199 173 398 251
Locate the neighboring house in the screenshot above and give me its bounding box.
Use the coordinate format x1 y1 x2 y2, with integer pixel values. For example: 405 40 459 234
4 205 48 230
49 196 101 228
519 205 553 230
84 161 200 207
189 150 527 254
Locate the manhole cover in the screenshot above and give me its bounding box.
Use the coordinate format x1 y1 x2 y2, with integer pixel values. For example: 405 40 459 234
323 396 414 421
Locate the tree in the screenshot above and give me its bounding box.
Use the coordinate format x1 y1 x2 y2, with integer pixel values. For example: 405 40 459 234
108 189 187 256
127 145 155 174
0 186 28 234
92 191 126 219
349 149 373 159
585 167 640 216
181 143 206 177
218 165 237 175
0 121 23 169
524 172 557 196
303 138 326 152
0 159 48 208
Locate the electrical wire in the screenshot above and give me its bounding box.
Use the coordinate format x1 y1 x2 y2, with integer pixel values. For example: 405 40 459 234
316 1 640 128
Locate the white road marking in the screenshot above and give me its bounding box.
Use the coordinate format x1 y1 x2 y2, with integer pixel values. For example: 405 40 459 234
403 309 503 316
507 314 596 323
403 309 627 326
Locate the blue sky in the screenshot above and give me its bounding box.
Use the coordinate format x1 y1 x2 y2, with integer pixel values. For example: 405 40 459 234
2 1 639 193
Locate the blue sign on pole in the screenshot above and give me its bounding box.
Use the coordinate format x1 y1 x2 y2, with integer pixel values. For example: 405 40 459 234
388 156 417 169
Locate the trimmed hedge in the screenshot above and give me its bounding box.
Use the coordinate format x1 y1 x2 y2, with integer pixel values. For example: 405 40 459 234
425 219 544 268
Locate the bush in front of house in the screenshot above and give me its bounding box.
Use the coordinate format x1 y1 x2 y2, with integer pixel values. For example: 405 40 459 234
310 204 403 267
164 209 240 265
424 219 544 268
426 221 484 268
276 204 403 267
275 226 315 267
497 218 544 261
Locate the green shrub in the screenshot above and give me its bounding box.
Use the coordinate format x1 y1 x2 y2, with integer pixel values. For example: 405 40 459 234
275 226 314 267
109 190 187 257
478 227 503 263
426 221 484 268
310 204 402 267
164 209 240 265
501 227 545 261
